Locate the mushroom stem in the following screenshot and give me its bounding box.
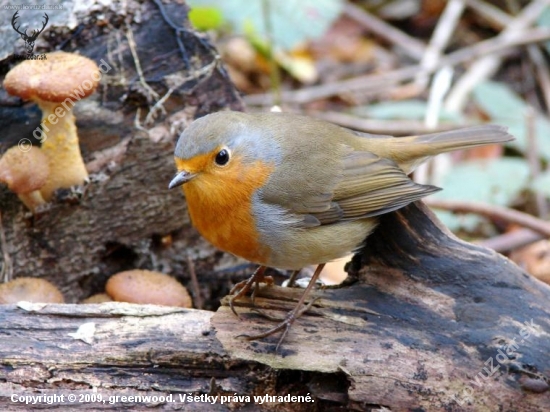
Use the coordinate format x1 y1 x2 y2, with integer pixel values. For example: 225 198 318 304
38 101 88 201
3 51 100 202
0 146 49 213
18 191 47 212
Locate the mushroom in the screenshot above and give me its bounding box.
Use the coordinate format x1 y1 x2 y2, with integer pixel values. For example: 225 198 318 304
3 51 100 200
0 277 64 304
106 270 192 308
0 146 49 212
81 293 113 304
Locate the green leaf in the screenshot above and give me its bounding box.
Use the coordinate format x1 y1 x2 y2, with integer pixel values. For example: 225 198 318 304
187 0 343 50
532 171 550 198
353 100 464 122
432 158 530 231
189 7 224 31
473 81 550 161
472 81 526 118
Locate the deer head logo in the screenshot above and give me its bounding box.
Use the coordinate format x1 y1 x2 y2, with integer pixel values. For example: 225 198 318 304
11 11 49 58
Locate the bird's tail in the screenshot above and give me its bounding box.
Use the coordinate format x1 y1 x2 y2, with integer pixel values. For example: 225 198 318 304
406 125 514 150
365 125 514 174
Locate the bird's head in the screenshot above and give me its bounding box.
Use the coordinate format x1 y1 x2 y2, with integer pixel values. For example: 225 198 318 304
169 111 279 194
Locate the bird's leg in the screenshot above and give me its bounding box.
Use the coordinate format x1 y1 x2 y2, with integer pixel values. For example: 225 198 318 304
229 265 267 317
239 263 325 351
286 269 301 287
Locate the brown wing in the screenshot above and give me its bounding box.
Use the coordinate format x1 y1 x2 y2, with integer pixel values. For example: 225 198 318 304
258 142 438 227
309 151 440 225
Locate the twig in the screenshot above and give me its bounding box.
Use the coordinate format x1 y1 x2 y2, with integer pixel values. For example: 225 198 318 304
261 0 282 107
125 25 160 104
442 27 550 67
525 108 549 218
415 0 465 89
463 0 511 29
445 0 549 113
426 199 550 237
527 45 550 116
415 67 455 185
134 108 146 132
343 3 426 61
244 27 550 106
187 255 204 310
144 59 218 125
244 65 419 105
152 0 221 69
478 228 544 252
0 211 12 283
306 110 474 135
426 67 454 130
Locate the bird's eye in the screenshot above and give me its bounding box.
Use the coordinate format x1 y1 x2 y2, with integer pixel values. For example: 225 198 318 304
215 148 230 166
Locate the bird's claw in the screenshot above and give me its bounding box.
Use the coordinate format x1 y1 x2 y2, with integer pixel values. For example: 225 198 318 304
233 263 325 350
238 297 320 351
229 266 269 317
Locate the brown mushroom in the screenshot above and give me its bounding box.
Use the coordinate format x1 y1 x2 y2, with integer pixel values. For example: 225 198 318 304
3 51 100 200
106 270 192 308
81 293 113 304
0 146 49 211
0 277 64 304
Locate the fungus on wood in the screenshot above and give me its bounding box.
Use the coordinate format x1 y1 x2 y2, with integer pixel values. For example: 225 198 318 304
1 203 549 411
1 2 549 411
3 51 100 200
0 0 244 305
0 146 49 212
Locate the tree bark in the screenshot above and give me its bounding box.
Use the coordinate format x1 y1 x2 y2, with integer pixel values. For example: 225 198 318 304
2 203 549 411
1 1 549 411
0 0 244 306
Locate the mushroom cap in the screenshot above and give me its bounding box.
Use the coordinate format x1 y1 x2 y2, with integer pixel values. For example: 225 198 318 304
106 270 192 308
81 293 113 304
0 277 64 304
0 146 49 193
4 51 100 103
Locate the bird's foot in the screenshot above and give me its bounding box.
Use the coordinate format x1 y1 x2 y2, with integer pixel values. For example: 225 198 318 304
237 263 326 350
229 266 273 317
240 297 320 351
284 269 301 287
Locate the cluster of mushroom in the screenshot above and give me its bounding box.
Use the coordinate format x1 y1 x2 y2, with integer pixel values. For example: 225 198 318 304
0 51 101 211
0 277 64 304
84 270 193 308
0 270 192 308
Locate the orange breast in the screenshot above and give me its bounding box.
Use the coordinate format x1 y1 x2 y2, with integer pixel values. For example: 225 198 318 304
179 156 274 265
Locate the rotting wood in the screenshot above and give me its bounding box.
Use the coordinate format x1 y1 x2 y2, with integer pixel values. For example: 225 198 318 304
1 203 549 411
1 1 549 410
0 0 244 305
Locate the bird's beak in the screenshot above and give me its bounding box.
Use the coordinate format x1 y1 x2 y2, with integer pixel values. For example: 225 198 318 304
168 170 196 189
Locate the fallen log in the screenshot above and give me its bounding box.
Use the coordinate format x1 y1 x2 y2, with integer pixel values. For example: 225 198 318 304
1 203 549 411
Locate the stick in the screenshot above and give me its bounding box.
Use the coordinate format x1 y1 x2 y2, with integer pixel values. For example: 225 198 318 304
187 255 204 310
426 199 550 237
415 0 465 89
343 3 426 61
527 45 550 117
444 0 549 112
0 211 12 283
525 108 549 217
478 228 544 252
244 27 550 105
306 110 474 135
463 0 511 29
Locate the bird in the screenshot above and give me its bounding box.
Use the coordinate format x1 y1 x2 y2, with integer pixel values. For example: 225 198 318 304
169 111 513 348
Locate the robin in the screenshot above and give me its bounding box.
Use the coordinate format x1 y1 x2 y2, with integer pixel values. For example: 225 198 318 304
169 111 513 348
